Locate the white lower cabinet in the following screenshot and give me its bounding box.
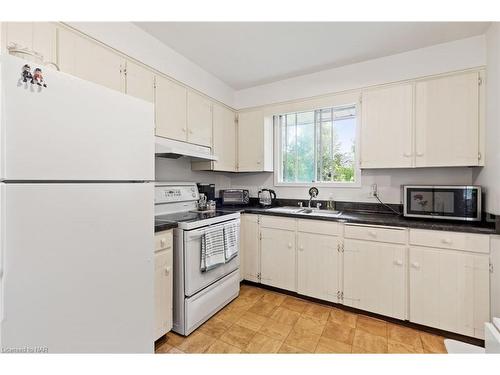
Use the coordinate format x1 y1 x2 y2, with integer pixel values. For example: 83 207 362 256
260 217 296 291
241 216 491 339
297 231 340 302
240 214 260 282
154 230 173 340
343 238 406 319
409 246 490 338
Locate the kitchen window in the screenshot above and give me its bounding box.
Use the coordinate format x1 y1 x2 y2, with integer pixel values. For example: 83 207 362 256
276 105 359 186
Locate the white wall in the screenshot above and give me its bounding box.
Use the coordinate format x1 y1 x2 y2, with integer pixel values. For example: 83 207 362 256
131 29 485 205
66 22 235 107
229 36 485 204
230 168 474 204
155 157 231 194
474 23 500 215
234 35 486 109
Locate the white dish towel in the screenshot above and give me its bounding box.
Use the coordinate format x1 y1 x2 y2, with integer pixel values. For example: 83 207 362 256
223 222 239 261
201 226 225 272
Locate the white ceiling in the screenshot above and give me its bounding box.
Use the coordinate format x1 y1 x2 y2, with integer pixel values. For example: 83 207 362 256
135 22 489 90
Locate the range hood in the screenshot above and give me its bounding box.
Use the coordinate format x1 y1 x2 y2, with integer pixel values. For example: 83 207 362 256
155 137 218 161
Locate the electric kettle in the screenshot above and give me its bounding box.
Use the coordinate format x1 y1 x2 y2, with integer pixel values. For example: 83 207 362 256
258 189 277 207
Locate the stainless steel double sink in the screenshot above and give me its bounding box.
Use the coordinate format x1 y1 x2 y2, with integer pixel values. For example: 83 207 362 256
266 206 342 218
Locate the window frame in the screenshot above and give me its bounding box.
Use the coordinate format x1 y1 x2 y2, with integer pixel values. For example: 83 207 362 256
273 103 361 188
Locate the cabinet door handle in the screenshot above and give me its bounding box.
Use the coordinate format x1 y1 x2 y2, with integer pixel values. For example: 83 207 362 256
165 266 171 275
182 128 186 132
299 246 304 251
410 262 420 269
189 129 193 134
288 243 293 249
403 152 412 157
441 238 452 244
160 239 166 247
368 230 377 237
416 152 424 157
393 260 403 266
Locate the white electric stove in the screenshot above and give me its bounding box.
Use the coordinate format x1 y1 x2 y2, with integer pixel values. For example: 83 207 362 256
154 182 240 336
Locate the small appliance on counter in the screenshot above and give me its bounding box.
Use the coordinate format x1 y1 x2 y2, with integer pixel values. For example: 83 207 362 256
258 188 277 207
197 183 215 201
220 189 250 206
403 185 481 221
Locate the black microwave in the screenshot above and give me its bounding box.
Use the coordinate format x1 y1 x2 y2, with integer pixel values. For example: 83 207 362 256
403 185 481 222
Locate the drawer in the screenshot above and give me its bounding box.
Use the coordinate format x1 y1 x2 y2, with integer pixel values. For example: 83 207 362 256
409 229 490 254
259 215 296 231
155 230 173 252
297 219 340 236
344 224 407 244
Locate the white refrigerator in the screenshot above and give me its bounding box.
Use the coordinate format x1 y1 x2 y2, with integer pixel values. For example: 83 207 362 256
0 55 155 353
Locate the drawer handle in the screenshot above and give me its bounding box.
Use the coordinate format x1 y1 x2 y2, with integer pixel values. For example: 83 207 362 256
403 152 412 157
160 239 166 247
441 238 452 245
165 266 171 275
410 262 420 269
368 230 377 237
393 260 403 266
416 152 424 157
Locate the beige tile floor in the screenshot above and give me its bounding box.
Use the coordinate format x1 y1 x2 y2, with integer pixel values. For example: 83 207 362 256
155 285 447 354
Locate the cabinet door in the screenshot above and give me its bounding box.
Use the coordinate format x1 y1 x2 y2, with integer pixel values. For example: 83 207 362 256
212 103 237 171
3 22 57 64
237 110 264 171
415 72 480 167
155 75 187 141
154 248 173 340
125 60 154 102
241 214 260 282
260 227 296 291
297 232 340 302
343 239 406 319
409 246 490 338
361 84 413 168
57 28 125 92
187 91 212 147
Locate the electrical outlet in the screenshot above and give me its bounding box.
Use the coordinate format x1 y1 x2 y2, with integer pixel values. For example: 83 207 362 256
370 184 378 197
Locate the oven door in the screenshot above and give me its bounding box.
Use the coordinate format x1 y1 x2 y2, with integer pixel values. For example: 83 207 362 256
404 186 481 221
183 219 240 297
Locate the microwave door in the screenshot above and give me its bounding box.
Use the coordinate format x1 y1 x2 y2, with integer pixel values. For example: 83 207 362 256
405 186 480 221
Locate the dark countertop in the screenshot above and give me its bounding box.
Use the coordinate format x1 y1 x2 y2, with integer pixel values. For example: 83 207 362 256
219 206 497 235
154 221 178 233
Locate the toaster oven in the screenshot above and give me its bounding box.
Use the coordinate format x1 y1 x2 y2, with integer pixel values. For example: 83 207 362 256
220 189 250 206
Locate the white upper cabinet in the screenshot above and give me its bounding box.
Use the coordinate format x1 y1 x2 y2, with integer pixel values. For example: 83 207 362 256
2 22 57 65
155 75 188 141
212 103 237 171
361 83 414 168
57 27 125 93
125 60 155 103
237 110 273 172
187 91 212 147
415 72 480 167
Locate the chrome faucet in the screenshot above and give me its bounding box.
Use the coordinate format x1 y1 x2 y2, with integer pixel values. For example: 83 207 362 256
308 187 319 208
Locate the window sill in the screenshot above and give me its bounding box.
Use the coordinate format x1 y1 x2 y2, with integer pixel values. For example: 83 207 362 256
274 181 362 188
